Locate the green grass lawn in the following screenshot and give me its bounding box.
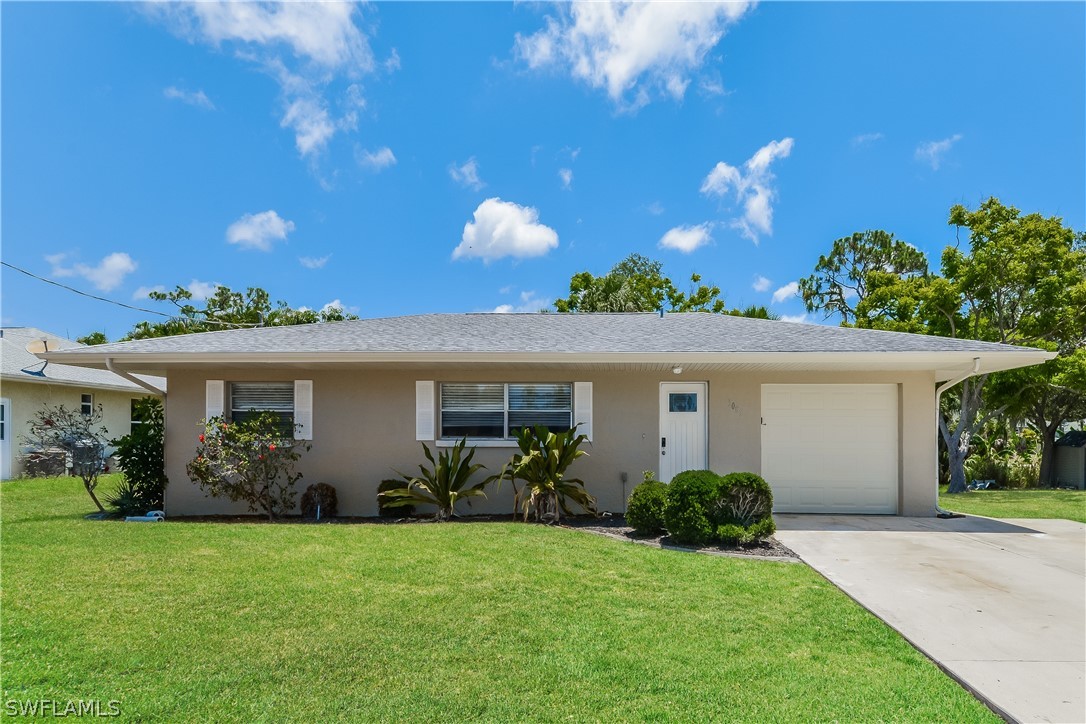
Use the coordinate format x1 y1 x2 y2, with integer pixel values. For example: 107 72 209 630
2 476 996 722
940 485 1086 523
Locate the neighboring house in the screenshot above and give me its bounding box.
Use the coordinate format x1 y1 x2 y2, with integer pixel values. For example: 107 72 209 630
41 313 1052 517
0 327 165 479
1054 431 1086 489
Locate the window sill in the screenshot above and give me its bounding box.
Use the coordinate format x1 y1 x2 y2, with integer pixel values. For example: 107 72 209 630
435 439 519 448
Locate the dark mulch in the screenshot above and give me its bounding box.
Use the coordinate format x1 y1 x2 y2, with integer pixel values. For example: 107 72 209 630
562 514 799 561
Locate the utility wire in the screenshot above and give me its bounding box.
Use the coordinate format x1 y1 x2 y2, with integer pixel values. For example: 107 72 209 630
1 260 260 328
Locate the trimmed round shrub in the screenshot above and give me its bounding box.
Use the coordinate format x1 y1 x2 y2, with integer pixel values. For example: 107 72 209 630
715 472 775 544
300 482 338 519
626 480 667 534
662 470 722 546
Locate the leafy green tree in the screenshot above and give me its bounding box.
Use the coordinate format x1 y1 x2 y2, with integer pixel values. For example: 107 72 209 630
799 230 928 325
801 201 1086 492
555 254 727 313
124 284 358 340
76 331 109 346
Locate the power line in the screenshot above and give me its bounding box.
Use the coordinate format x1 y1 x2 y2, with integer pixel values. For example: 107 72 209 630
0 260 260 328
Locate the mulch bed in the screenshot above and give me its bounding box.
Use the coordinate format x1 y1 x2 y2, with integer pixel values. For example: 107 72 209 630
561 514 800 561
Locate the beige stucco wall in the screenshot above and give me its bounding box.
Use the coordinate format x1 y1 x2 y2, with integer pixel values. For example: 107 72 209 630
0 379 156 479
163 366 939 518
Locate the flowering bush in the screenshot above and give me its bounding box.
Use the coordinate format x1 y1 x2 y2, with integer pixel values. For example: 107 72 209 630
186 413 311 520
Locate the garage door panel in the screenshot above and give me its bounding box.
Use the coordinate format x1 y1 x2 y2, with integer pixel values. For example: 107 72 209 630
761 384 898 515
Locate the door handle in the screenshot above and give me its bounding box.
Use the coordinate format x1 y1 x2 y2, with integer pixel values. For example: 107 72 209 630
661 437 666 448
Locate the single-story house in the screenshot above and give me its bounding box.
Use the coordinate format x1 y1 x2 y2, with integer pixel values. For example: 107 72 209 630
1 327 166 479
1054 430 1086 489
40 313 1053 516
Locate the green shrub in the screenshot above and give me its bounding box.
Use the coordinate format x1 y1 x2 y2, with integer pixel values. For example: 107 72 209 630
377 479 414 517
662 470 721 546
626 480 667 534
300 483 338 519
715 472 775 544
378 439 496 521
109 397 167 515
504 425 596 524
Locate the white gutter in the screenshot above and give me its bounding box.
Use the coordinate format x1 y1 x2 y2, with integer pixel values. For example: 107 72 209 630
106 358 166 397
934 357 981 516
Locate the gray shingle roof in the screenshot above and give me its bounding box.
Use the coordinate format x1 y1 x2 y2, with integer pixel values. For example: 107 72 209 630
39 313 1037 356
1 327 165 391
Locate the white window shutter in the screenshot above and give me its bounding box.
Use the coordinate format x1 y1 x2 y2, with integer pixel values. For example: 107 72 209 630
416 381 435 441
294 380 313 441
574 381 593 442
205 380 224 421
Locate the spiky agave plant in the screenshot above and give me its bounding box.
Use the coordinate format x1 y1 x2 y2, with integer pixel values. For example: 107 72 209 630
504 424 597 524
378 438 496 521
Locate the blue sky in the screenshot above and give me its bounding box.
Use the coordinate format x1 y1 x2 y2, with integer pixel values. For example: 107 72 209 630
2 1 1083 341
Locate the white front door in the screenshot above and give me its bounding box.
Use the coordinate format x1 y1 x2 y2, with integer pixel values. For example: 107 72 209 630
659 382 708 483
1 398 11 480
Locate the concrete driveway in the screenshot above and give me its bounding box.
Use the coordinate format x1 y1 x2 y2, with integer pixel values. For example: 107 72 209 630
775 515 1085 724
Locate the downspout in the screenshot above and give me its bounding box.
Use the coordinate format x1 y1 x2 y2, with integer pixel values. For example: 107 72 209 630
934 357 980 517
106 358 166 397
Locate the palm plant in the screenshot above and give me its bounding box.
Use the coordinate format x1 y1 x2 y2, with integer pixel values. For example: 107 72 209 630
378 438 496 521
503 425 597 524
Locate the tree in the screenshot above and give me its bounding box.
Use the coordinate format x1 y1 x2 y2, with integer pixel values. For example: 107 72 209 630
186 413 311 521
944 199 1086 486
22 404 111 512
124 284 358 340
76 331 109 346
799 230 928 325
555 253 755 315
800 201 1086 492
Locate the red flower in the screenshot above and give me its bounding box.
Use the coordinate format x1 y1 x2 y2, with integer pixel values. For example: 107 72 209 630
268 444 276 451
199 434 205 443
258 454 264 460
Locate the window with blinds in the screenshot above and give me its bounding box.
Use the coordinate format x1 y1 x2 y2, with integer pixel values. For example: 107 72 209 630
230 382 295 436
440 382 572 439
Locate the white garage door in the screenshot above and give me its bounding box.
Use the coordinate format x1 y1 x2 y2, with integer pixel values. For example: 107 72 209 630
761 384 898 514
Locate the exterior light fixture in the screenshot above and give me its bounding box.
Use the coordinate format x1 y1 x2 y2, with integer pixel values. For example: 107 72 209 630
672 366 683 375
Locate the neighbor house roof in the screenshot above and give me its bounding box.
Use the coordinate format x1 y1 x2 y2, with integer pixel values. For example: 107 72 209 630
37 313 1053 381
1056 431 1086 448
1 327 165 393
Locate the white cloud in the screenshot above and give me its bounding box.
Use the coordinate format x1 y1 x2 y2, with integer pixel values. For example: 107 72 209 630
752 275 771 292
320 299 359 315
915 134 963 170
225 210 296 252
491 290 550 314
453 198 559 263
851 132 883 147
132 285 167 300
449 157 485 191
163 86 215 110
658 223 713 253
780 313 808 324
48 252 137 292
701 137 794 243
357 146 397 171
771 281 799 304
515 1 754 110
147 2 374 160
299 255 331 269
558 167 573 189
187 279 220 301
